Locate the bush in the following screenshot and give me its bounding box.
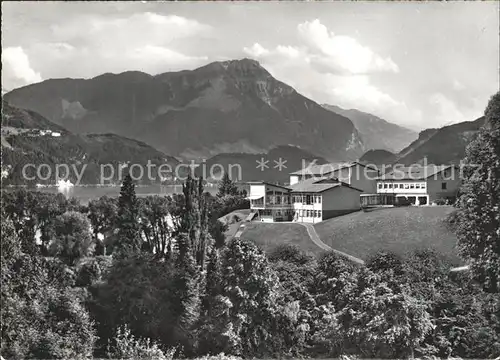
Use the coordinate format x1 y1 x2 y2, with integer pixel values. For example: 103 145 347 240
268 244 314 265
107 325 176 360
366 250 404 276
194 355 243 360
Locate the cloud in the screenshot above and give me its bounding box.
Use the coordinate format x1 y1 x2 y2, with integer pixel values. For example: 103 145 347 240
50 12 210 47
3 12 212 87
429 92 479 125
241 21 412 127
2 47 43 89
243 43 270 58
127 45 208 73
297 19 399 75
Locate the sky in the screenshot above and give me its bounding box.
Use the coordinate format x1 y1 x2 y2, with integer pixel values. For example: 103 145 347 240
2 1 499 130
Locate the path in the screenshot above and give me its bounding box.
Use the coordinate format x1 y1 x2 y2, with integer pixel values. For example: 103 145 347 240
299 223 365 265
233 220 364 265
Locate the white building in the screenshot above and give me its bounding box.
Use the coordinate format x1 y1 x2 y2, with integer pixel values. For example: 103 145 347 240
248 177 363 223
361 165 462 206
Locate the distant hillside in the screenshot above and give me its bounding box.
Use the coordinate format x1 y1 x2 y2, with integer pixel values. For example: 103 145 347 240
323 104 417 153
359 149 396 166
2 100 68 133
196 145 328 184
5 59 365 162
1 102 180 185
396 116 486 165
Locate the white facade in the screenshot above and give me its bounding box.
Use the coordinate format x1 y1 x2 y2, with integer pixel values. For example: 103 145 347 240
374 166 461 205
248 181 361 223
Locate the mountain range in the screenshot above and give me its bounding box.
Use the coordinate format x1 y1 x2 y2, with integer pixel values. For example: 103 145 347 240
4 58 365 162
395 116 487 165
3 58 490 184
322 104 417 153
1 101 180 185
195 145 329 184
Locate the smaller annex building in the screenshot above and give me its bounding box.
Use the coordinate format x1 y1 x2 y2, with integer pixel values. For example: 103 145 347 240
248 177 363 223
361 165 462 207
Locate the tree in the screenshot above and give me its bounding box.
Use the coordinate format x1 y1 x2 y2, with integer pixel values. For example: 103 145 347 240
89 253 177 356
217 172 239 198
50 211 94 265
1 220 96 359
1 190 71 255
455 90 500 292
218 238 282 357
366 250 404 276
173 234 202 356
107 325 176 360
339 271 434 358
87 196 118 255
313 251 358 310
138 195 173 257
115 174 142 256
178 175 211 269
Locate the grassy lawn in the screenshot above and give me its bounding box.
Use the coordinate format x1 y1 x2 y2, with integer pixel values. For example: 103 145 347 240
314 206 461 264
240 222 326 257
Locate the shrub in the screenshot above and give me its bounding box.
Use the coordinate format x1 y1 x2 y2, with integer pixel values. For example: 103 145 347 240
107 325 176 360
366 250 404 276
194 354 243 360
268 244 314 265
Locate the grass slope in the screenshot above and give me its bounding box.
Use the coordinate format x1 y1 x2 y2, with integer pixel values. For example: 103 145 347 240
314 206 461 264
239 222 325 257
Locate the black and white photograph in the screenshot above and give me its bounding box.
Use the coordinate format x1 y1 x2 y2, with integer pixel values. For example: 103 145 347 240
1 1 499 359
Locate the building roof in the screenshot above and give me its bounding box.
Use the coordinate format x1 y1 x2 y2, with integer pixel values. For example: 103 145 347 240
377 165 458 181
289 177 363 193
247 181 291 190
289 161 378 176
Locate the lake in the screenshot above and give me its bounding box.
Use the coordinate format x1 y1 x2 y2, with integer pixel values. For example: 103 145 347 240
33 184 220 204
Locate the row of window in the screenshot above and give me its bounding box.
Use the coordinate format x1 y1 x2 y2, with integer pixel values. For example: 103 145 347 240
378 182 426 190
297 209 322 218
266 195 290 205
262 195 323 205
260 209 294 217
292 195 322 205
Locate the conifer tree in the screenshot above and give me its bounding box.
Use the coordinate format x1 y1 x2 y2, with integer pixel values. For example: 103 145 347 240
456 91 500 292
115 173 141 256
216 172 239 198
173 233 201 355
179 175 211 270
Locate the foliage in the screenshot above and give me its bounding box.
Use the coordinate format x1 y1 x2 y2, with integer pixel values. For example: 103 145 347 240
107 325 176 360
115 174 142 256
216 172 239 198
50 210 94 265
268 243 315 265
138 195 174 257
87 196 118 255
2 165 500 359
1 217 96 359
313 251 359 309
75 256 112 287
178 175 211 269
366 250 404 276
89 252 177 356
1 189 74 255
455 90 500 292
339 271 434 358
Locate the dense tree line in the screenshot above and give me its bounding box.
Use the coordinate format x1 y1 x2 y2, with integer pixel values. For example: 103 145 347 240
1 92 499 359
